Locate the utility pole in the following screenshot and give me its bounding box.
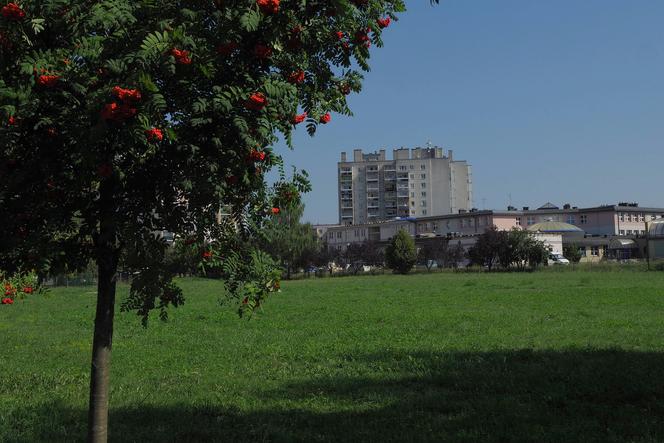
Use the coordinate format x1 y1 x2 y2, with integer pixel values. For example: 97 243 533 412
646 220 650 271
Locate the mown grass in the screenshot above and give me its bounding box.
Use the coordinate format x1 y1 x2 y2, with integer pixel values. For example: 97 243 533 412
1 271 664 442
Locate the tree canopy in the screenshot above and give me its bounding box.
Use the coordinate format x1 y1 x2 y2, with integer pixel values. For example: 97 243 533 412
0 1 406 440
385 229 416 274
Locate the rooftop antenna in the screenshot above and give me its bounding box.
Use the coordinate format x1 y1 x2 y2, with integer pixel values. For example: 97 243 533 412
482 198 486 210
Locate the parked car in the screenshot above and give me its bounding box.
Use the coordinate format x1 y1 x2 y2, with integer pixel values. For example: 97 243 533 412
548 253 570 265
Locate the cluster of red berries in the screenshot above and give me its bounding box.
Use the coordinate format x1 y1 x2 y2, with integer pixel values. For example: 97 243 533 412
171 48 192 65
101 86 141 122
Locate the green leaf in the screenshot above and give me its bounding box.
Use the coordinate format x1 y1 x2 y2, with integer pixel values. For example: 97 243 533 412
239 9 261 32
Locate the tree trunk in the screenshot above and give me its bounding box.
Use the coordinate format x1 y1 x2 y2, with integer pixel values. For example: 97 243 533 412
87 180 118 443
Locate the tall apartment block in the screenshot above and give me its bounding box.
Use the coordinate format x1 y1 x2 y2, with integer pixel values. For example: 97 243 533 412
338 146 472 225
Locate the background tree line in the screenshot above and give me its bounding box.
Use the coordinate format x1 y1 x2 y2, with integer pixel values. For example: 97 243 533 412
468 227 550 270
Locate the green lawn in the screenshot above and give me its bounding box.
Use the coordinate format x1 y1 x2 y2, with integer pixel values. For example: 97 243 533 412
1 271 664 442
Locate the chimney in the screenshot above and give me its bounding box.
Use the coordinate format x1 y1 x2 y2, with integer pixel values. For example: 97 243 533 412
340 152 347 162
379 149 386 161
448 149 453 161
353 149 363 162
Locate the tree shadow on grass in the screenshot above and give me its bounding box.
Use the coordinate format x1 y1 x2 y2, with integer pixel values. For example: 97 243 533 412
8 349 664 442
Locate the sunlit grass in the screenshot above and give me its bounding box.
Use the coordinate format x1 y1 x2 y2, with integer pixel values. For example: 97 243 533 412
1 271 663 442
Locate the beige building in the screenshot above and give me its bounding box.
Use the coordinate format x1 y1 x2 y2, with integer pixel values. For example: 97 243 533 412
338 146 472 225
323 202 664 261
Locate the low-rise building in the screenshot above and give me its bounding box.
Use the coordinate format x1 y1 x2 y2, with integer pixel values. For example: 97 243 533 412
323 202 664 262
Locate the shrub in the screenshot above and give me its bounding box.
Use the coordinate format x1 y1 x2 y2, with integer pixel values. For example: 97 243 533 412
1 271 43 305
385 229 417 274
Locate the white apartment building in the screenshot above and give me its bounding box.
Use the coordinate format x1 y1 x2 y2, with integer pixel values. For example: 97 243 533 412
338 146 472 225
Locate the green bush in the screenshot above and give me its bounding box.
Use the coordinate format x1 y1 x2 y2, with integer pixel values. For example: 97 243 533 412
652 260 664 272
385 230 417 274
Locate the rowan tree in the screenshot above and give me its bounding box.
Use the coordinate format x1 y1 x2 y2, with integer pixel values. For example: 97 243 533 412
0 0 405 440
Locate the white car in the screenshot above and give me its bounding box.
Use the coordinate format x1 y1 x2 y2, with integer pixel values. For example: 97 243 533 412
548 253 570 265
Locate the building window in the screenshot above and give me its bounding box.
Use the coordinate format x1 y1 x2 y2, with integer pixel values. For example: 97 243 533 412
337 232 342 238
591 246 599 256
619 212 625 222
421 191 426 197
420 164 426 170
567 215 576 224
515 217 521 226
410 210 416 215
420 173 426 179
399 165 407 171
421 201 427 207
409 173 415 179
410 183 415 189
626 230 632 235
411 201 415 207
527 216 535 225
579 246 587 256
580 215 587 224
422 210 427 215
627 213 633 222
432 223 438 231
421 183 426 189
409 164 414 169
410 192 414 198
619 230 625 235
639 213 644 222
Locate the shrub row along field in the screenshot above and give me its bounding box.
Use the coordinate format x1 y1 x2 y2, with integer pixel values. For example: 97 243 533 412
1 271 664 442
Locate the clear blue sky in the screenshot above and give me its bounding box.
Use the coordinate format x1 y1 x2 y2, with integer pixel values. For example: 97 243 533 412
274 0 664 224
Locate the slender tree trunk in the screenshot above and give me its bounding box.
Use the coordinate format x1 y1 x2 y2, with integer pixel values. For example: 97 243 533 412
87 181 118 443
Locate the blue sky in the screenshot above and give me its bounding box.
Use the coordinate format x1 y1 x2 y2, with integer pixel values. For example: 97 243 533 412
274 0 664 224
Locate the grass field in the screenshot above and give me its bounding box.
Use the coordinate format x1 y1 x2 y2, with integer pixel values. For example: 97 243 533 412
1 270 664 442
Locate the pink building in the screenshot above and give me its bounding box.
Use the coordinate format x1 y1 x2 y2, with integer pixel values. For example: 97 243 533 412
323 202 664 259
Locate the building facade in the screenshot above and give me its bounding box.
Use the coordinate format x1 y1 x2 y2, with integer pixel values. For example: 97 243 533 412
337 146 472 225
324 202 664 262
